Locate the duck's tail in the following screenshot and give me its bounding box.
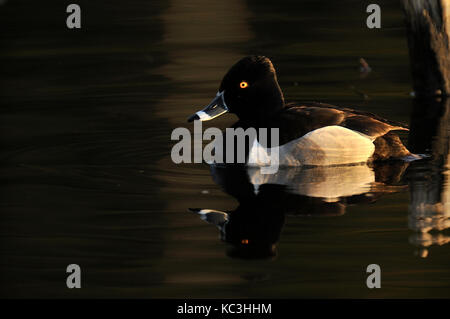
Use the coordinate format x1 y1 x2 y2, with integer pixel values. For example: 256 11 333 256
402 153 430 162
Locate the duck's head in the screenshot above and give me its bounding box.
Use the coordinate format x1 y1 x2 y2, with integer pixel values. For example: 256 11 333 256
188 56 285 125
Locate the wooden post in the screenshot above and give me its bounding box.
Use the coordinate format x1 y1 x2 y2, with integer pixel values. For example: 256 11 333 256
403 1 450 257
402 0 450 96
409 98 450 157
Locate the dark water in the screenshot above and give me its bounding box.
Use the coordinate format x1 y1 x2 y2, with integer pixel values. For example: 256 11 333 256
1 0 449 298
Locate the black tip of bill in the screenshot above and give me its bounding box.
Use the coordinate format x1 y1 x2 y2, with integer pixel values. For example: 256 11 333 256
187 113 199 123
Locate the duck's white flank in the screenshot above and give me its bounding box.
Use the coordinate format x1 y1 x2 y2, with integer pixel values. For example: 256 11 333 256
248 125 375 167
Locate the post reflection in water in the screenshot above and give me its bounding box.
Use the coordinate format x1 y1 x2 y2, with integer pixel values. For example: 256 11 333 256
191 161 410 259
408 98 450 258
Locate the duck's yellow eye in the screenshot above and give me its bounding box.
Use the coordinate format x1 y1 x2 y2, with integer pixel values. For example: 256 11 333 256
239 81 249 89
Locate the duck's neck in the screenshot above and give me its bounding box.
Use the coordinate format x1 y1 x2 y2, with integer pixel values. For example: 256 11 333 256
241 87 285 128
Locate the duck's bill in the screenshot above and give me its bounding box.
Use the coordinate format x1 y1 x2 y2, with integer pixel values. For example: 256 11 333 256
188 91 228 122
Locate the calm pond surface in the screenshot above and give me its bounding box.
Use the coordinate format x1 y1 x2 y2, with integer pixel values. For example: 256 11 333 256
1 0 449 298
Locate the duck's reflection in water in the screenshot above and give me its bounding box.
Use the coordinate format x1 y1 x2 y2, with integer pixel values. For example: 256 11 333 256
191 162 409 259
408 98 450 258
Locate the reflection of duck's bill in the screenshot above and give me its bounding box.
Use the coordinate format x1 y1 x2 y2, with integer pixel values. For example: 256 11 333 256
188 91 228 122
189 208 228 228
248 164 375 200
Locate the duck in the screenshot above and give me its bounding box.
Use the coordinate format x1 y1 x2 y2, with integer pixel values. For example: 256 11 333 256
188 55 418 167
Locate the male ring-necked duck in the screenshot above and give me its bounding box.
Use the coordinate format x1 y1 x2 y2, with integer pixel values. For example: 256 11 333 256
188 55 417 166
